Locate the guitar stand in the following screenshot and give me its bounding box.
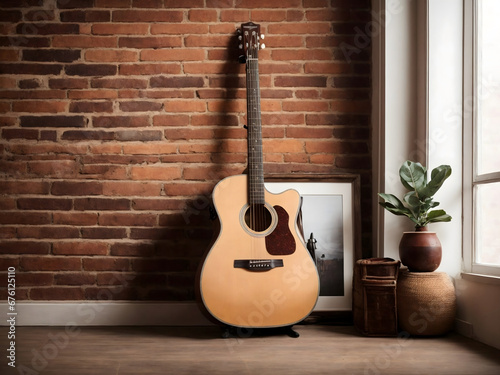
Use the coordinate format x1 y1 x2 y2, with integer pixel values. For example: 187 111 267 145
220 325 300 339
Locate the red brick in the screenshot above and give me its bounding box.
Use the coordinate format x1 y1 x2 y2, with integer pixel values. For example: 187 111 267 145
60 10 110 22
99 212 157 227
28 160 79 178
163 182 214 197
164 100 206 113
12 100 66 113
82 227 127 239
151 23 208 35
54 273 96 286
165 128 214 140
219 10 250 22
150 76 204 88
17 226 80 239
0 181 49 194
85 49 138 62
53 35 117 48
287 127 333 138
153 114 189 126
66 64 117 76
21 256 81 271
93 116 149 128
49 78 89 89
0 241 50 254
0 10 22 22
113 10 183 22
53 242 109 255
141 49 204 61
133 198 185 211
275 76 327 87
110 243 155 257
236 0 301 7
53 212 98 226
133 0 163 7
83 257 130 271
69 90 118 100
0 63 62 75
122 143 177 155
130 165 182 181
183 165 242 181
119 36 182 48
331 99 371 113
206 0 232 7
17 273 53 287
102 181 162 196
261 113 304 125
119 63 181 75
61 130 115 141
92 23 149 35
165 0 204 6
17 198 72 211
0 49 19 61
251 10 287 22
268 22 331 35
51 181 103 196
81 164 128 180
74 199 129 212
119 101 162 112
188 9 217 22
282 101 329 112
70 101 113 113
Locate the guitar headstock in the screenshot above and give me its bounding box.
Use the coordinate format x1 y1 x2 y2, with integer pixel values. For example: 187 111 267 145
238 22 265 63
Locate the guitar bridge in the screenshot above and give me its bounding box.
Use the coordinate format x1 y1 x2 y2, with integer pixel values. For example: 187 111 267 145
234 259 283 271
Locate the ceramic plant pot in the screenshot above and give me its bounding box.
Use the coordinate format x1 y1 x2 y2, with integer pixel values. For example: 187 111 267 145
399 227 442 272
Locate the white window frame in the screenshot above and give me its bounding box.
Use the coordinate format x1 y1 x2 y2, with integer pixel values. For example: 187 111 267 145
463 0 500 277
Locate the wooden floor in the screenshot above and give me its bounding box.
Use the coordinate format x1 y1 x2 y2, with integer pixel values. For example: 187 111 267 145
2 324 500 375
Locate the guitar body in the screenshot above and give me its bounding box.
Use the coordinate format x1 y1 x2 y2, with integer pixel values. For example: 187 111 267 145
199 174 319 328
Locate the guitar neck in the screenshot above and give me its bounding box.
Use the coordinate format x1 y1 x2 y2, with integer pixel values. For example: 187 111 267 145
246 57 265 205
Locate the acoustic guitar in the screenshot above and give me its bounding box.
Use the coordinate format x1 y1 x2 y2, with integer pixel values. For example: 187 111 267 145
198 22 320 329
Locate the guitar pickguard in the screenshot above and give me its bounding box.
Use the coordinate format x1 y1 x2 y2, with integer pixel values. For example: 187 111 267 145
265 205 296 256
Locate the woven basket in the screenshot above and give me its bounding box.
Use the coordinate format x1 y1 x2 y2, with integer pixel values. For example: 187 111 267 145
397 269 456 336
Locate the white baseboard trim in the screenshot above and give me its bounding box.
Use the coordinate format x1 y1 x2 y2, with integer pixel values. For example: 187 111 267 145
1 302 213 326
454 318 473 338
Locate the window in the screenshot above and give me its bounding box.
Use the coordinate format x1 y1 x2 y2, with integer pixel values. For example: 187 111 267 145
464 0 500 276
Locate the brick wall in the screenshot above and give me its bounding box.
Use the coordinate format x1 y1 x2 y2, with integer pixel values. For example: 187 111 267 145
0 0 371 301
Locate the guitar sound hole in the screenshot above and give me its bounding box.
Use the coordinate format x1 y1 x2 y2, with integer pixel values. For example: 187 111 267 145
244 204 272 232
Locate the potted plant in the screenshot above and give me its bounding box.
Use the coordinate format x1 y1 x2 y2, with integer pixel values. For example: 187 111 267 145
378 160 452 272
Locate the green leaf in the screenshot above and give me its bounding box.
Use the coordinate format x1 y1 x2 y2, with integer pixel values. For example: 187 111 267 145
399 161 426 193
421 165 452 198
426 209 452 224
378 193 414 218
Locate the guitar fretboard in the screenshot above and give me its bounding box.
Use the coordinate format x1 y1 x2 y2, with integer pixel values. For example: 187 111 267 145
246 57 264 205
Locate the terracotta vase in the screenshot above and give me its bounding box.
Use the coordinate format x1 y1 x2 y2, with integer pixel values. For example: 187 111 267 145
398 227 442 272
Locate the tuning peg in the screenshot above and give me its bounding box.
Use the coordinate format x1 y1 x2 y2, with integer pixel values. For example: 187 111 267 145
260 34 265 40
239 44 243 49
261 43 266 49
238 35 242 40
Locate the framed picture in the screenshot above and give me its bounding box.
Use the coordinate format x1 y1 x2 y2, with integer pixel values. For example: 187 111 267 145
264 174 361 311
